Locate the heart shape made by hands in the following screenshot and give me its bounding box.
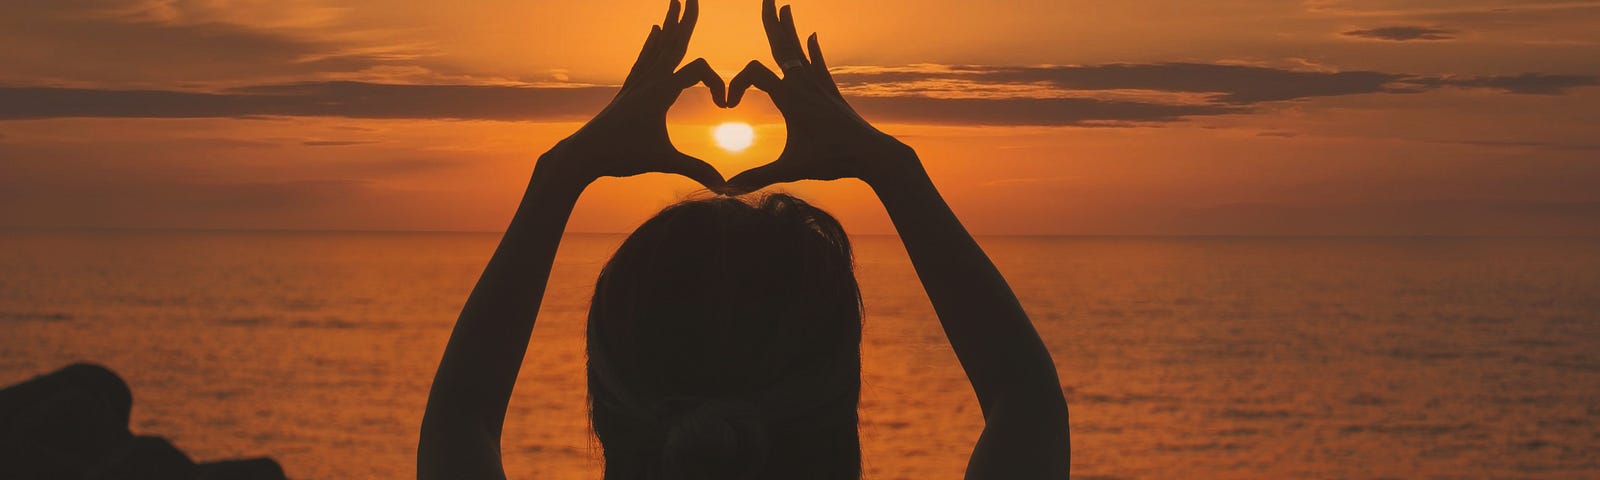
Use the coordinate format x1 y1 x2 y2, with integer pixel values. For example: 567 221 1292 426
664 76 788 184
628 0 872 195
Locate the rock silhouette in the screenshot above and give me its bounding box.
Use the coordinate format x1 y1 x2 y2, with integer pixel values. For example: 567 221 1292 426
0 364 286 480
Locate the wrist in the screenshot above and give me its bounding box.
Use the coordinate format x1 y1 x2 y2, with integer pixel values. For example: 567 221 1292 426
861 142 929 193
526 147 594 203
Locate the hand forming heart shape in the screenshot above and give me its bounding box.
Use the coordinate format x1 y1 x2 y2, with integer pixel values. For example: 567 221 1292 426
718 0 919 195
542 0 918 196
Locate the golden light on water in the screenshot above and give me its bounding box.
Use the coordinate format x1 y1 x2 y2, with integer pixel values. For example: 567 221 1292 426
712 122 755 152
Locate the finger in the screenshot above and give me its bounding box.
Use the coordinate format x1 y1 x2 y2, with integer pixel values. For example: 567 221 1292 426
807 33 845 99
662 0 698 68
778 6 809 68
725 160 801 195
761 0 798 68
762 0 780 56
727 60 784 108
680 0 699 33
662 152 726 191
662 0 681 32
652 0 684 72
672 58 727 108
774 5 811 80
622 26 664 92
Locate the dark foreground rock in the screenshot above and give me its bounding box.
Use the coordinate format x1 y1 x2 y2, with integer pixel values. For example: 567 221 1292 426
1 364 288 480
195 458 288 480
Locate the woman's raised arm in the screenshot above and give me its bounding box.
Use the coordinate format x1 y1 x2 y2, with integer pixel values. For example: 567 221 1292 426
418 1 724 477
723 2 1070 477
868 154 1071 479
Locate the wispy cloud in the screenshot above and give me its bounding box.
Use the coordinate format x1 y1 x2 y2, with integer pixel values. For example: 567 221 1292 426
0 0 450 88
1341 26 1458 41
831 64 1600 102
1305 0 1600 19
850 95 1241 126
1427 138 1600 151
830 64 1409 104
1414 73 1600 94
0 83 618 121
1307 0 1600 44
302 140 379 147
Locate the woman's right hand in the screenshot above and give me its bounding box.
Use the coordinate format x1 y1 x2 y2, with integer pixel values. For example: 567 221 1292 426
721 0 921 195
539 0 726 192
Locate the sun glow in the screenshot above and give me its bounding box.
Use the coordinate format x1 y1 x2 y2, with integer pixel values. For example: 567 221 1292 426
712 122 755 152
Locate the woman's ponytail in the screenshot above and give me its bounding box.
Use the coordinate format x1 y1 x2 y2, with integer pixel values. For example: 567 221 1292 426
656 398 769 480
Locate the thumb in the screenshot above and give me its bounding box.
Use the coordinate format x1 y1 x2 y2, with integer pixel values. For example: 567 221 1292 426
660 151 727 192
723 159 799 195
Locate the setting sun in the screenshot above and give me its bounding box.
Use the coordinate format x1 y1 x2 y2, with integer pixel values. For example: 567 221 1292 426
712 122 755 152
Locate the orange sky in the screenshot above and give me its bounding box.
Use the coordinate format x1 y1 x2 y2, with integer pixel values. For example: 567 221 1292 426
2 0 1598 235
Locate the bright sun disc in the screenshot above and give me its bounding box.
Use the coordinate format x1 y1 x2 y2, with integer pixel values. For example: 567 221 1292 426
713 122 755 152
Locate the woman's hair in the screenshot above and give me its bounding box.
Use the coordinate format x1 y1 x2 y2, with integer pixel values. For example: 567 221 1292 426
587 193 863 480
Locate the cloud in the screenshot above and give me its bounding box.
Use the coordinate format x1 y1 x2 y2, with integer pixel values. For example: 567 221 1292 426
1 63 1595 126
830 63 1600 102
302 140 379 147
836 63 1405 105
1429 139 1600 151
849 96 1241 126
1307 1 1600 44
1416 73 1600 94
0 83 619 121
0 81 1240 126
1306 1 1600 20
852 64 1409 104
1341 26 1458 41
0 0 440 87
92 0 350 30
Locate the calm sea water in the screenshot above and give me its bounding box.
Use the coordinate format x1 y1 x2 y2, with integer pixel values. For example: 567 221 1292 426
1 232 1597 479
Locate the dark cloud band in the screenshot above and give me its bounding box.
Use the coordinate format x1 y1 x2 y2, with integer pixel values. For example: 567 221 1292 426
0 83 617 121
830 63 1599 102
1341 26 1458 41
1 63 1594 126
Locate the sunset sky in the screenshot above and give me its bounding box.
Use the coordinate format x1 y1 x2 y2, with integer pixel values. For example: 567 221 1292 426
2 0 1598 235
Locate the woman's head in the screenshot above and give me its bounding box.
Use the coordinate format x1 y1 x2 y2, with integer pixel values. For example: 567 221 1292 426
587 193 863 480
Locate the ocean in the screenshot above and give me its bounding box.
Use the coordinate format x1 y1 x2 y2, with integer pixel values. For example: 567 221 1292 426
2 232 1597 479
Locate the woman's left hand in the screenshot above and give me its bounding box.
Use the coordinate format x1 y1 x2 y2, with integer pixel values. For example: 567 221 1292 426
539 0 727 191
719 0 917 195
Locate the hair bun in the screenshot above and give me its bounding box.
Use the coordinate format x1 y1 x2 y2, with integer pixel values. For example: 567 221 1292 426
656 398 770 480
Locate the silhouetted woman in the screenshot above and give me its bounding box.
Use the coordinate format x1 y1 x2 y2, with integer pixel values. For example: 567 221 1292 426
419 1 1069 478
